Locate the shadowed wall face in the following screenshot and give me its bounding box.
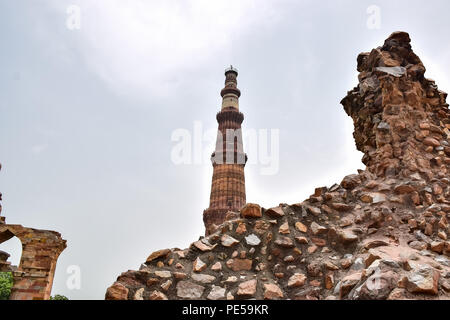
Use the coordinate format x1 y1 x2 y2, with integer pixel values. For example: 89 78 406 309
203 67 247 235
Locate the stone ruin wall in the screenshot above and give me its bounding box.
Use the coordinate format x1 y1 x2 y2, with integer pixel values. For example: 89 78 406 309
0 163 67 300
106 32 450 300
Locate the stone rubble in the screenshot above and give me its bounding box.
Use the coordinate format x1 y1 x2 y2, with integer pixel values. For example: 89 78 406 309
106 32 450 300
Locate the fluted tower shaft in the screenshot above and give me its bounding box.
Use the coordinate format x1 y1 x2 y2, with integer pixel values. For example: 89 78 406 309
203 66 247 235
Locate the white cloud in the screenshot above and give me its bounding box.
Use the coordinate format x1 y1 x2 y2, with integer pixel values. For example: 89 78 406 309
51 0 286 99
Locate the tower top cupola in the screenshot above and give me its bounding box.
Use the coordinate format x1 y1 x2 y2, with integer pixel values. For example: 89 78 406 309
225 65 238 75
221 65 241 109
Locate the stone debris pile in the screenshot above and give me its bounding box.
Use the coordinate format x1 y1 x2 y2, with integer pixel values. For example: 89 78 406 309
106 32 450 300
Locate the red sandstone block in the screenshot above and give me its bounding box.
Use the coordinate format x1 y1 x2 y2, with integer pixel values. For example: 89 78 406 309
240 203 262 218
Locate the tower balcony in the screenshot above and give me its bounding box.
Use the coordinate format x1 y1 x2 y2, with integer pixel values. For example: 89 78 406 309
220 87 241 98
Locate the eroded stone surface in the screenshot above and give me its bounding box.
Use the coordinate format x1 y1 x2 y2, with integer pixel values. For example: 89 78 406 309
237 279 257 297
176 281 205 299
263 283 284 300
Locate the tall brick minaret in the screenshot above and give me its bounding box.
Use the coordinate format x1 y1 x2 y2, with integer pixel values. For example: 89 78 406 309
203 66 247 235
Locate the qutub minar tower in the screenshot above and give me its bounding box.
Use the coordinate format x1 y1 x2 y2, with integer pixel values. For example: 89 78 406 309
203 66 247 235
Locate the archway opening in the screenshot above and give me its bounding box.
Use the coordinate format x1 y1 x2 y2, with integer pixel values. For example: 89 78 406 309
0 231 22 300
0 232 22 268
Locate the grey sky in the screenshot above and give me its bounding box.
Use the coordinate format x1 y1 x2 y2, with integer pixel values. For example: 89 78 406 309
0 0 448 299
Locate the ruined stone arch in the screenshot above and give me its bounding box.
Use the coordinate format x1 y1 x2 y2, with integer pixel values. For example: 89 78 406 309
0 224 66 300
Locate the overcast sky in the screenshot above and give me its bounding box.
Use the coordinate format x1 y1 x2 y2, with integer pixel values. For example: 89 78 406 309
0 0 449 299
